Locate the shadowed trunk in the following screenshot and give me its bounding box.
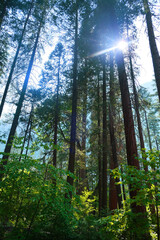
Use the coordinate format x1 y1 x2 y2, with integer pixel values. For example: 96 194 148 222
67 3 78 198
116 49 144 208
97 73 102 214
109 51 122 209
102 56 108 210
104 2 151 236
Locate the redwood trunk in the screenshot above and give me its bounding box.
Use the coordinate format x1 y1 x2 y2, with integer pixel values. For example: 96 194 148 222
102 56 108 210
97 73 102 214
109 51 122 209
116 49 145 210
67 5 78 196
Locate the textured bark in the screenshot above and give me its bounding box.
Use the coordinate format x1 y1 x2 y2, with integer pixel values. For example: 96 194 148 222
101 6 151 237
116 50 139 169
109 52 122 209
67 5 78 196
0 23 41 172
0 0 34 117
143 0 160 102
116 50 147 212
97 73 102 214
116 48 152 240
102 56 108 210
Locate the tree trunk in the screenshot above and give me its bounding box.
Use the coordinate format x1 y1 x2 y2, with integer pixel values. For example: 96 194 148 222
116 47 151 239
128 49 148 171
144 110 152 151
101 3 151 234
129 51 156 214
24 115 32 161
116 49 146 210
53 52 61 167
78 65 88 194
109 51 122 209
116 49 139 169
97 73 102 214
0 22 41 172
19 107 33 162
109 155 118 211
0 0 34 117
66 4 78 198
102 56 108 210
143 0 160 102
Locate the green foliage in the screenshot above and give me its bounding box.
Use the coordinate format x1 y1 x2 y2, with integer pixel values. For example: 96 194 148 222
1 144 153 240
0 150 77 239
111 149 160 239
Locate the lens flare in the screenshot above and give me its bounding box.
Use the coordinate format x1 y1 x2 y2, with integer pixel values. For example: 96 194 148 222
117 41 128 50
88 40 128 58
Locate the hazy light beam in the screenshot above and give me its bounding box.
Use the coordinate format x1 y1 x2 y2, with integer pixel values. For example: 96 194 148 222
88 40 129 58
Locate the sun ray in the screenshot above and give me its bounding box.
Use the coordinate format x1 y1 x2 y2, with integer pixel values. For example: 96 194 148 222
88 40 129 58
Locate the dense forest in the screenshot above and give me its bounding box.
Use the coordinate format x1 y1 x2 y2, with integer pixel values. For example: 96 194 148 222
0 0 160 239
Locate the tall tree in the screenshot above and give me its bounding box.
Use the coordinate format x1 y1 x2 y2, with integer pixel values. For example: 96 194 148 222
109 51 122 209
0 0 34 117
0 19 42 173
127 42 148 170
18 106 33 162
66 0 78 196
52 43 63 167
97 72 102 214
95 0 151 237
143 0 160 102
101 56 108 210
77 62 88 194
